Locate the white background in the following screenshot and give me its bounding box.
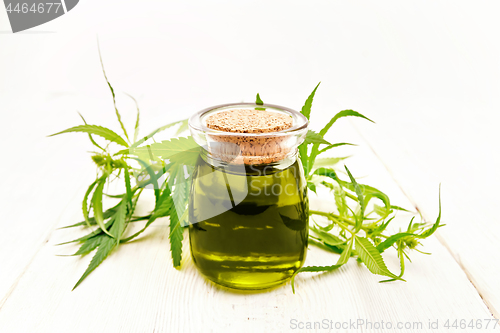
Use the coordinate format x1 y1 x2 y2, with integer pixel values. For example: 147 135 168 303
1 1 500 332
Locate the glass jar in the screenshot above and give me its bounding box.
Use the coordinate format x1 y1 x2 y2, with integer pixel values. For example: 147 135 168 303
188 103 309 290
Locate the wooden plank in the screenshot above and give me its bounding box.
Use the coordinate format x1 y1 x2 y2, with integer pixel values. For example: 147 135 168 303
1 1 499 331
0 96 96 305
0 126 495 333
353 111 500 320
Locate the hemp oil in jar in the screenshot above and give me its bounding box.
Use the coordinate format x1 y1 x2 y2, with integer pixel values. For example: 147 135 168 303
188 104 309 290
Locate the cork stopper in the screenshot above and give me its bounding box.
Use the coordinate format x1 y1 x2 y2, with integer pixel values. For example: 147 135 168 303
205 109 294 165
206 109 293 133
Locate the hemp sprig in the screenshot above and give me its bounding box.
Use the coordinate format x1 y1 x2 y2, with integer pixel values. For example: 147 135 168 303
51 53 443 290
289 83 443 292
51 51 189 289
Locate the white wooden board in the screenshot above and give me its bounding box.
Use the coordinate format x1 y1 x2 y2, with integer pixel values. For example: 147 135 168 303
0 118 496 332
2 1 500 331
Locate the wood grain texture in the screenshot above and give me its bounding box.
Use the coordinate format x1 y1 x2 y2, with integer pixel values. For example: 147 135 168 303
0 95 97 306
1 2 500 330
352 107 500 320
0 121 496 332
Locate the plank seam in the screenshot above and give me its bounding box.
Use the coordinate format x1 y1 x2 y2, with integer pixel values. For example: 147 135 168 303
350 120 499 320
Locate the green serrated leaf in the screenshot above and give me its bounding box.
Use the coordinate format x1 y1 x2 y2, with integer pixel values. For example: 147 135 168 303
304 130 331 145
313 156 350 169
306 109 372 172
310 226 345 246
92 176 114 237
58 218 115 245
78 113 105 151
73 235 116 289
300 82 320 120
179 207 190 227
373 204 391 218
354 236 402 281
370 216 395 237
175 120 189 136
317 142 356 154
255 93 264 105
334 183 347 217
291 263 340 293
132 137 200 167
419 185 442 238
314 167 339 181
298 143 310 176
123 164 132 208
340 180 391 213
172 172 188 212
98 43 130 143
60 203 121 229
380 244 406 283
315 220 334 232
376 187 442 252
345 166 365 228
82 179 98 228
309 239 344 254
111 200 127 245
407 216 416 232
169 208 183 267
390 205 412 213
337 237 354 265
103 193 126 199
121 187 172 243
131 157 160 203
153 189 173 219
117 119 189 154
376 232 414 253
171 166 191 230
125 93 141 143
307 181 317 194
307 143 355 175
295 265 343 273
73 234 105 256
49 125 129 147
319 109 374 137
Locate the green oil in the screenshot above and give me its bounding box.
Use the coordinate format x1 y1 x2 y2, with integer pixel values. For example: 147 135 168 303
189 155 308 290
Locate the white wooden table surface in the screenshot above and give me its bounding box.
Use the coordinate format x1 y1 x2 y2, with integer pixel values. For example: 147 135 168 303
1 1 500 332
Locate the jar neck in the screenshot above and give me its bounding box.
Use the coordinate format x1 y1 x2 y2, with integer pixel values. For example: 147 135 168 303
200 148 299 175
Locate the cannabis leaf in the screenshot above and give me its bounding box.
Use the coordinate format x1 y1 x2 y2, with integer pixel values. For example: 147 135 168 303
125 119 189 152
73 235 116 290
304 130 331 145
111 200 127 245
73 234 105 256
318 109 374 137
78 112 105 151
82 180 99 228
49 125 129 147
312 156 350 169
91 175 114 237
256 93 264 105
98 42 130 144
291 264 341 293
336 237 354 265
125 93 141 143
301 82 320 120
131 137 199 165
355 236 403 281
345 165 365 228
169 208 183 267
311 226 345 247
54 54 442 291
